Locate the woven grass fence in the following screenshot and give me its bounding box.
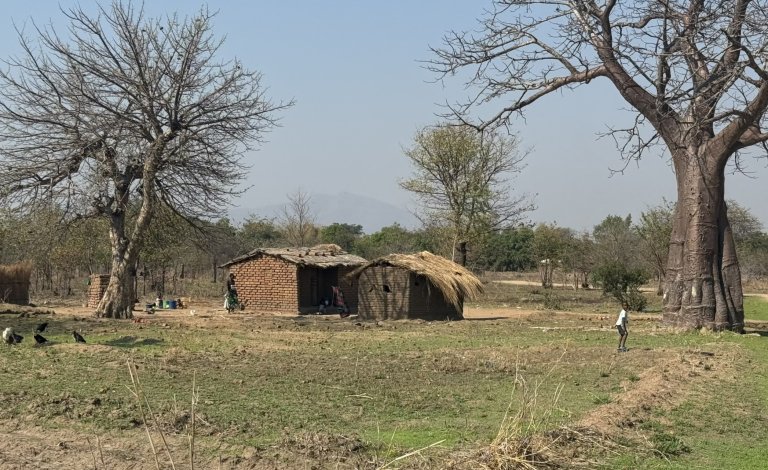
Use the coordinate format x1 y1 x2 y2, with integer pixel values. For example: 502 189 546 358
0 262 32 304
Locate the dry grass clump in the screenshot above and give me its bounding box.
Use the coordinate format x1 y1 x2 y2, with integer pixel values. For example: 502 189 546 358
461 372 566 469
441 362 621 470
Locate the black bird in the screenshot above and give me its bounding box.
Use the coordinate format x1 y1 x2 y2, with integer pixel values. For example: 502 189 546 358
12 332 23 344
33 333 48 344
35 322 48 333
2 327 14 345
72 331 86 343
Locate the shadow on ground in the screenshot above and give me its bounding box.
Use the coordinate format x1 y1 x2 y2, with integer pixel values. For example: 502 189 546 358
103 336 165 348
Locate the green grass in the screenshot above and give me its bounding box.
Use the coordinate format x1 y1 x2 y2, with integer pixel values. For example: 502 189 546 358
471 281 664 314
744 294 768 321
2 295 768 468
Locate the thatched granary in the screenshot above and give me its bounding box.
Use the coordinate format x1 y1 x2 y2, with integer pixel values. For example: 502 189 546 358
220 244 367 313
0 262 32 305
349 251 483 321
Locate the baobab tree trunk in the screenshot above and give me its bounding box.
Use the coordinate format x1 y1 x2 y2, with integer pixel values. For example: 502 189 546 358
662 154 744 332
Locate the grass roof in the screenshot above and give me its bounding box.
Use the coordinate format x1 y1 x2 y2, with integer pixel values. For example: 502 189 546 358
0 262 32 285
351 251 483 308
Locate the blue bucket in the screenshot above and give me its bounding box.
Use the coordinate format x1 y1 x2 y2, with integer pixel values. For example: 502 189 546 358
168 300 177 309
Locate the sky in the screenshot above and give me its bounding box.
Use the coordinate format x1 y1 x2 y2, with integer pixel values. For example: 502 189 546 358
1 1 766 233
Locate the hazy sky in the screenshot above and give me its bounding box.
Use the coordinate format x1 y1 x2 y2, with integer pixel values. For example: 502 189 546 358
1 1 766 232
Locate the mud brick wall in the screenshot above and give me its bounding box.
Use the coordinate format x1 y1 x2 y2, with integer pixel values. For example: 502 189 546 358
357 266 461 320
405 275 462 320
87 274 111 308
228 255 299 312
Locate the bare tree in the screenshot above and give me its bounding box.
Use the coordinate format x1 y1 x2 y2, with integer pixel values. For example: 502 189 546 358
401 124 533 265
280 189 318 247
637 201 675 295
0 3 290 318
429 0 768 331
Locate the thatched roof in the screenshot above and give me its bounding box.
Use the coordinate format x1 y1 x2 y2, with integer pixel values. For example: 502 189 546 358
0 262 32 285
221 244 367 268
350 251 483 308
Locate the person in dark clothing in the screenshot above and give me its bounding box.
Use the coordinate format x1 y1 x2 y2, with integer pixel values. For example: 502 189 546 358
225 273 238 312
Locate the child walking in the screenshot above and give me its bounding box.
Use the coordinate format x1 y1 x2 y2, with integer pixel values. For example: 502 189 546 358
616 302 629 352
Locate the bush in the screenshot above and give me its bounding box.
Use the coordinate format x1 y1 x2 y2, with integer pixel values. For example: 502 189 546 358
624 288 648 312
592 261 648 311
542 291 563 310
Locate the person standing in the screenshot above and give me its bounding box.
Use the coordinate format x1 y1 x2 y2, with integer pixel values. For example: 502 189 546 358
225 273 238 311
616 302 629 352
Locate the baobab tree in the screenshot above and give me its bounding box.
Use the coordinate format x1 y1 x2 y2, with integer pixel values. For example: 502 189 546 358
0 3 290 318
430 0 768 331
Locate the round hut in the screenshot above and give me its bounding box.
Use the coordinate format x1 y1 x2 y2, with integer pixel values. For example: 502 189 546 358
350 251 483 321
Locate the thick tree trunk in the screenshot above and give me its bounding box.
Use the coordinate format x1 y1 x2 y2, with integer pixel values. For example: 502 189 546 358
662 155 744 331
96 220 136 319
95 164 156 318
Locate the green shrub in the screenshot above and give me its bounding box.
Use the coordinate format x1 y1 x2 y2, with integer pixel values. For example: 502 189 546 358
592 261 648 311
542 291 563 310
624 288 648 312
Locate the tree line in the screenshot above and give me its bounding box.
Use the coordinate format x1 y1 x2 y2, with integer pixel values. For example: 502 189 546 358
2 198 766 307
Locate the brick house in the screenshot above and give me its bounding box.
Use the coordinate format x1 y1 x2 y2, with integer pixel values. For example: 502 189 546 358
349 251 483 321
220 244 367 313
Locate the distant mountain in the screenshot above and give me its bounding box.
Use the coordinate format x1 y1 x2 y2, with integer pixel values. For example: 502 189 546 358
229 192 419 234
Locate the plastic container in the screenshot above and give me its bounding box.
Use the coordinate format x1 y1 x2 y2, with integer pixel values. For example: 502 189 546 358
168 300 177 309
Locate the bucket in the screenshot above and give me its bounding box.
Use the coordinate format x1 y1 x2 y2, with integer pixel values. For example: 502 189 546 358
168 300 177 309
163 300 171 309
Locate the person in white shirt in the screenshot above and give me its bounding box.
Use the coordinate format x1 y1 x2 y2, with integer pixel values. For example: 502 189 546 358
615 302 629 352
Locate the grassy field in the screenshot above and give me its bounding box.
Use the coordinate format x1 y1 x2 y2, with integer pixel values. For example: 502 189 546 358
0 283 767 468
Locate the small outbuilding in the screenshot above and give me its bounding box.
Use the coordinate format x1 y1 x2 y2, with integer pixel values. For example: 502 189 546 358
0 262 32 305
220 244 367 314
349 251 483 321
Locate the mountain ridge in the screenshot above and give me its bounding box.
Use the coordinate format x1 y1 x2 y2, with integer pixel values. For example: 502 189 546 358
229 192 419 234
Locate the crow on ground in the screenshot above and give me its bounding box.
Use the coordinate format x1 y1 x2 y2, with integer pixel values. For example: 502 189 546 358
33 333 48 344
3 328 23 344
35 322 48 333
72 331 86 343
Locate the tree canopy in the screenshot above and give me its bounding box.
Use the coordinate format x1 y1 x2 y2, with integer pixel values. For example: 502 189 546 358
401 124 532 265
0 2 290 317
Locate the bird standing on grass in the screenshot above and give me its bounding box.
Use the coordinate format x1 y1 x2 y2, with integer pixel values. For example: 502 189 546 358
35 322 48 333
33 333 48 344
72 331 86 343
3 327 23 344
